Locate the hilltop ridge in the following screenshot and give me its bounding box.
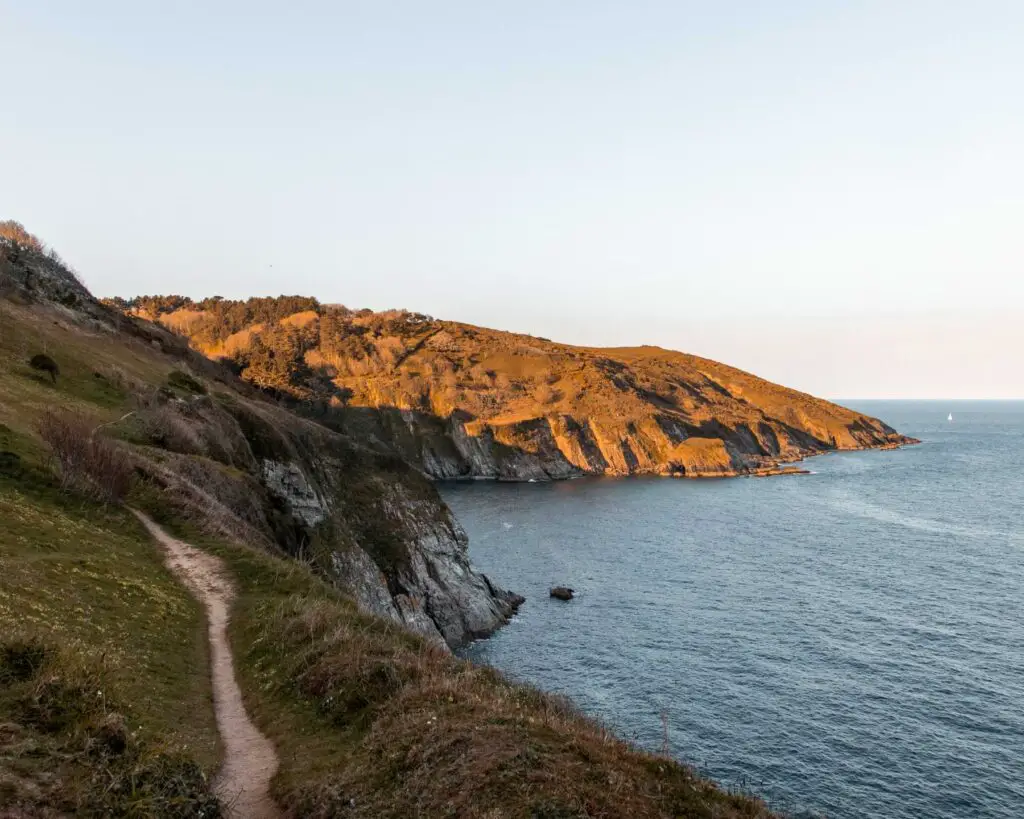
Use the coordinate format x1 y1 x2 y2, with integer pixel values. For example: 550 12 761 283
114 294 917 481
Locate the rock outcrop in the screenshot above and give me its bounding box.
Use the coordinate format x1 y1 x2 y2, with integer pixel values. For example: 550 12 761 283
133 389 524 649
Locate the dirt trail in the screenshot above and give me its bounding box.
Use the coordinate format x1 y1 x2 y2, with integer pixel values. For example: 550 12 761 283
131 510 280 819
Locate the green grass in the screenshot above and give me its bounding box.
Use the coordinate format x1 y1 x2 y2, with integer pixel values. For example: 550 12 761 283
0 474 218 762
0 635 221 817
0 316 221 813
0 301 170 436
128 488 362 804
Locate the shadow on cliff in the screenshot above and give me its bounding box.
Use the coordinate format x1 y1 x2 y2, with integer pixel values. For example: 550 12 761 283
273 398 895 482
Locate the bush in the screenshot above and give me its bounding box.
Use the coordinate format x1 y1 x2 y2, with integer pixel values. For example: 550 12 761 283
534 383 558 405
0 449 21 475
166 369 206 395
36 409 133 503
29 352 60 384
138 403 205 455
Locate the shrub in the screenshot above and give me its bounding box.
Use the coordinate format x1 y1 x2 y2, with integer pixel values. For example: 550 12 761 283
166 369 206 395
138 403 205 455
29 352 60 384
0 449 21 475
36 409 133 503
534 383 557 405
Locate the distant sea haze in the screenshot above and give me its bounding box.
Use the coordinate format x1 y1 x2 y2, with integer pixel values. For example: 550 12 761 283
445 401 1024 819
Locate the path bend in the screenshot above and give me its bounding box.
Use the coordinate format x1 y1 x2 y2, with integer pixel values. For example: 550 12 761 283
132 510 280 819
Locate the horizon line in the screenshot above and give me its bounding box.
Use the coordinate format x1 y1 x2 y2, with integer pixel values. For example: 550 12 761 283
831 397 1024 402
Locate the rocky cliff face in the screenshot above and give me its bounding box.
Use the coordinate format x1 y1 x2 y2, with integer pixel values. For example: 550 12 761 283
1 248 522 649
131 387 524 650
113 298 918 481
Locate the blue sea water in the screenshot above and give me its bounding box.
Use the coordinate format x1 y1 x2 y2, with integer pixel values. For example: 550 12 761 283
442 401 1024 819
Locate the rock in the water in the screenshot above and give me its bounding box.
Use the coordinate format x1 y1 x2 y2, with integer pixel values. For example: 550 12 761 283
550 586 574 601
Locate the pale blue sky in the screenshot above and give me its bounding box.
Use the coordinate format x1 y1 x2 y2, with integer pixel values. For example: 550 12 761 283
2 2 1022 397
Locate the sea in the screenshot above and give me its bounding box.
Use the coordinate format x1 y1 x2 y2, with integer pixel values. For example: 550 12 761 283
442 401 1024 819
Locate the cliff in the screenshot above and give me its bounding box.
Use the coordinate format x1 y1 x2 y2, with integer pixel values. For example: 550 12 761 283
0 239 520 649
118 296 918 481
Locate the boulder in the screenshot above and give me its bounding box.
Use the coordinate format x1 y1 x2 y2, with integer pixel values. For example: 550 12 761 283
549 586 574 601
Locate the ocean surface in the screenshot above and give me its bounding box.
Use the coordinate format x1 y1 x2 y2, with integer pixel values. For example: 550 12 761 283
442 401 1024 819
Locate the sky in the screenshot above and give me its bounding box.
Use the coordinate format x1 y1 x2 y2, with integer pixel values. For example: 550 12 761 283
1 1 1021 398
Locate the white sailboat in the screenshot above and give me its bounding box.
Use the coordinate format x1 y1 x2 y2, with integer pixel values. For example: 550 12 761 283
948 413 953 422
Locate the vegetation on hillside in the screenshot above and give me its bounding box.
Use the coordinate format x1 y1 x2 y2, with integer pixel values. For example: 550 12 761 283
111 294 914 480
2 229 778 817
0 220 46 253
0 428 221 815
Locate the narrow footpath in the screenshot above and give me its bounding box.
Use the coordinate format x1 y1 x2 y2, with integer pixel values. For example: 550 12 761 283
131 510 281 819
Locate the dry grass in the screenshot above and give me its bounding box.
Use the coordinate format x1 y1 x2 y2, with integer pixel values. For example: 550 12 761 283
118 514 774 819
242 589 772 819
0 636 221 817
156 307 207 335
36 407 132 502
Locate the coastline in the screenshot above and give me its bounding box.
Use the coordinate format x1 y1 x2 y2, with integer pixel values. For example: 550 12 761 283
436 435 923 483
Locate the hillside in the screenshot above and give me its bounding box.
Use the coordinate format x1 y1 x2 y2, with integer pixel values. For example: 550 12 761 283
116 295 917 481
1 226 775 817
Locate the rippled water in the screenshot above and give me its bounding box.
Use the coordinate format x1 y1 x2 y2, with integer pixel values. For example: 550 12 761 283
443 401 1024 819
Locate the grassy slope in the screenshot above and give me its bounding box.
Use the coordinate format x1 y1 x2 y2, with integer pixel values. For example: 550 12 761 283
1 299 773 818
134 503 771 819
0 307 221 813
0 471 217 762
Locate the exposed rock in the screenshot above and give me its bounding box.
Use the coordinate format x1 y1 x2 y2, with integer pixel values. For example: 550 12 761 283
215 400 525 649
329 546 446 648
550 587 574 601
260 459 327 528
325 493 523 648
383 496 524 644
0 240 91 309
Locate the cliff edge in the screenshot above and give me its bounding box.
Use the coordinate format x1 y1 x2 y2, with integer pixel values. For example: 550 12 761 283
117 296 918 481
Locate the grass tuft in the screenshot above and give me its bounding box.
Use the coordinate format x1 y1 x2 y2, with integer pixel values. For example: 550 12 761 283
0 636 221 817
0 635 52 684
